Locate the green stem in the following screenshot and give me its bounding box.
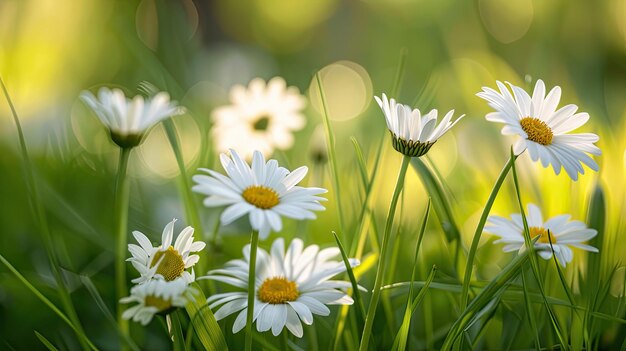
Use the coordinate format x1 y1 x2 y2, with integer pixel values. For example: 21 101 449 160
245 230 260 351
114 147 132 345
359 155 411 351
459 154 516 310
1 77 93 350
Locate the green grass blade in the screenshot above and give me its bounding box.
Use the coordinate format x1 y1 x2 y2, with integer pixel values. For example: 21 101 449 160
410 158 460 243
170 311 188 351
333 231 366 320
1 77 93 351
34 331 60 351
460 154 516 309
185 285 228 351
315 72 346 237
547 231 576 305
521 264 541 349
389 47 408 98
79 276 141 351
0 254 97 350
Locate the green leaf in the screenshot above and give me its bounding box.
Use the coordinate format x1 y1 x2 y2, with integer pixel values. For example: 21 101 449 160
170 311 188 351
185 286 228 351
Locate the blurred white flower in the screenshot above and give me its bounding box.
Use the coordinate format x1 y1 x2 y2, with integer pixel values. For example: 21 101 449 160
211 77 306 160
120 278 191 325
477 79 601 180
203 238 359 337
128 218 205 284
192 149 327 240
374 93 463 157
80 87 184 148
486 203 598 267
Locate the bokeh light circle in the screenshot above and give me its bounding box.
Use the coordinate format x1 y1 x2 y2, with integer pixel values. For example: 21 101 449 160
309 61 373 121
479 0 534 44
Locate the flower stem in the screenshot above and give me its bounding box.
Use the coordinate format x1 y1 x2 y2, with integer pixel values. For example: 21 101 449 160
245 230 260 351
114 147 132 345
359 155 411 351
459 154 517 310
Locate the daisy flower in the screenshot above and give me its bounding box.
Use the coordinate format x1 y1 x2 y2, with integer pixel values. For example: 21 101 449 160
203 238 359 337
192 149 327 240
374 93 464 157
80 87 184 148
211 77 307 160
128 218 206 284
476 79 601 180
120 278 192 325
485 203 598 267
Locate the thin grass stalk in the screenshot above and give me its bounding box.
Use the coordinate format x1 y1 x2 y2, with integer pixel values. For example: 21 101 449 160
0 77 92 350
315 72 346 237
359 155 411 351
245 230 260 351
0 254 97 350
460 154 517 309
114 146 132 344
509 149 568 350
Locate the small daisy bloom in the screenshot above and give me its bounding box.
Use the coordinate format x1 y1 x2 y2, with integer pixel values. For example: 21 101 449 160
80 87 184 148
476 79 601 180
203 238 359 337
374 93 464 157
211 77 307 160
485 203 598 267
192 149 327 240
128 218 206 284
120 278 192 325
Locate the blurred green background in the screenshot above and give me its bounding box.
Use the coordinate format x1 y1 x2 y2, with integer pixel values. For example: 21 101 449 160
1 0 626 349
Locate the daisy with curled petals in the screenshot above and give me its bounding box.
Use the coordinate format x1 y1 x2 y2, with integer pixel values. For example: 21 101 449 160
128 218 206 284
203 238 359 337
120 278 193 326
192 149 327 240
485 203 598 267
80 87 184 148
211 77 307 160
374 93 464 157
476 79 601 180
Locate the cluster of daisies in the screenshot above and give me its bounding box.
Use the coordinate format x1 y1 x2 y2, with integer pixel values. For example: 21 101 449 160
79 75 600 339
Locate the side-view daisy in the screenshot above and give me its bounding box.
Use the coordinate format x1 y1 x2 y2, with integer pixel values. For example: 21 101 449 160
485 203 598 267
80 87 184 148
211 77 307 160
128 218 206 284
374 93 464 157
203 238 359 337
476 79 601 180
192 149 327 240
120 278 192 325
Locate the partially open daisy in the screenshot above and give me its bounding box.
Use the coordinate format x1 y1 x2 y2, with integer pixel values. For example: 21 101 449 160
374 93 464 157
80 87 184 148
192 149 327 240
128 219 206 284
485 203 598 267
477 80 601 180
211 77 307 160
120 278 192 325
203 238 359 337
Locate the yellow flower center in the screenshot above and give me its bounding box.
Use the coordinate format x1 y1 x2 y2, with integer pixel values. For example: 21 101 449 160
144 295 172 311
151 246 185 281
529 226 557 244
520 117 553 145
242 185 279 209
257 277 299 304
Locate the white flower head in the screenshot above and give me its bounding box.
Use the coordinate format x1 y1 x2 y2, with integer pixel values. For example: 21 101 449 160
80 87 184 148
120 278 192 325
374 93 464 157
485 203 598 267
203 238 360 337
211 77 307 160
128 218 206 284
192 149 327 240
477 79 601 180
